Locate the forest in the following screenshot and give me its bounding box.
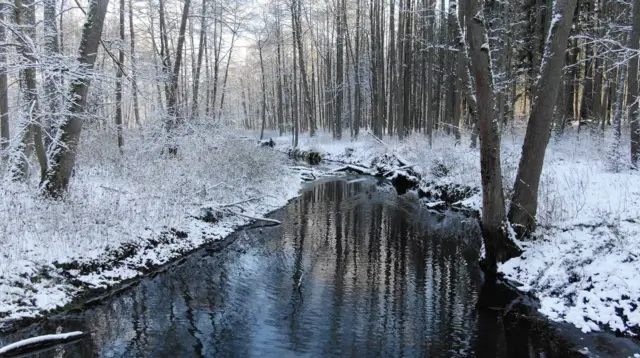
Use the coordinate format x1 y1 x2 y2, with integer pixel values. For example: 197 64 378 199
0 0 640 354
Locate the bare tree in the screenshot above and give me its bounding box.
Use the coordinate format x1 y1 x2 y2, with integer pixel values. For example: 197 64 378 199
115 0 125 149
42 0 110 196
292 0 316 136
0 2 8 151
164 0 191 154
629 0 640 167
465 0 520 269
129 0 141 127
10 0 47 180
508 0 578 237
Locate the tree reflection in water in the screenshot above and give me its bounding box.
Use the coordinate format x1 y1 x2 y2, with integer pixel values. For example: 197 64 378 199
0 178 590 357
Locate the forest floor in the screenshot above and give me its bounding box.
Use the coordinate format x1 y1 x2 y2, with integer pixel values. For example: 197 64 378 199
0 123 310 332
271 127 640 337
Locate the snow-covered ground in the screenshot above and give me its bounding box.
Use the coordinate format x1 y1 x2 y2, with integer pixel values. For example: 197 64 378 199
0 123 305 331
268 128 640 336
2 124 639 338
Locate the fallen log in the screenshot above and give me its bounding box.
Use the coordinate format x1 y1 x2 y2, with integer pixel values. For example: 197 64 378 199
332 165 373 175
0 331 86 357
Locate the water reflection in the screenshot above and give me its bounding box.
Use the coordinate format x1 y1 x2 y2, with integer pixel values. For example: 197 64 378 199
2 178 585 357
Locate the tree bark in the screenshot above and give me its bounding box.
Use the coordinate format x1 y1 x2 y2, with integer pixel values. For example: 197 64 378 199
0 3 8 152
629 0 640 167
508 0 578 237
128 0 141 127
259 41 267 141
293 0 316 136
43 0 61 146
42 0 110 196
10 0 47 180
466 0 520 269
115 0 125 149
334 0 344 139
164 0 191 153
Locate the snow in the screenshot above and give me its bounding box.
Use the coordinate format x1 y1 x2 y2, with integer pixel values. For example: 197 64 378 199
272 127 640 336
0 331 84 354
0 123 305 330
2 123 640 338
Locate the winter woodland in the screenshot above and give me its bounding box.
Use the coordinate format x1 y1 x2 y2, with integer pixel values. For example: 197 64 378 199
1 0 640 343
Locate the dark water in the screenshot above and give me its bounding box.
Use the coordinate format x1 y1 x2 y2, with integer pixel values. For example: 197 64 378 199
1 178 636 357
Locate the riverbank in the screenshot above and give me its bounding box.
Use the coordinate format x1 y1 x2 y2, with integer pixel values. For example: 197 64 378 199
274 130 640 337
0 124 309 332
2 126 639 340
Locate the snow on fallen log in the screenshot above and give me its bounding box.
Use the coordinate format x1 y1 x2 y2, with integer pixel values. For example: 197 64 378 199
366 131 413 168
332 164 373 175
0 331 85 356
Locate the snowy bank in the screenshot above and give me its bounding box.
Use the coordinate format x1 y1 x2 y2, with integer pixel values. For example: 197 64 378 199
0 124 305 331
270 129 640 336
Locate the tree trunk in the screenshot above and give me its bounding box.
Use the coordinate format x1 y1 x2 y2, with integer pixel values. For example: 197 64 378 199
217 32 237 121
629 0 640 167
0 2 8 151
293 0 316 136
466 0 521 269
10 0 47 180
43 0 61 146
115 0 125 149
259 42 267 141
128 0 141 127
353 0 362 138
42 0 110 196
164 0 191 153
334 0 344 139
508 0 578 237
190 0 206 120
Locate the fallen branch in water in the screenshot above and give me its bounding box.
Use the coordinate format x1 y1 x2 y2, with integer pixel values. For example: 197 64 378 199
383 164 417 177
0 331 85 356
219 196 267 208
225 209 282 225
332 165 373 175
206 207 282 225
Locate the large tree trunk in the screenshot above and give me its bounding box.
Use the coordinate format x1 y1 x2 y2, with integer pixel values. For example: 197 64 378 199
629 0 640 167
508 0 578 237
10 0 47 180
466 0 520 270
42 0 110 196
164 0 191 153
